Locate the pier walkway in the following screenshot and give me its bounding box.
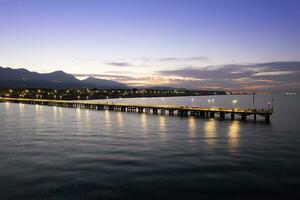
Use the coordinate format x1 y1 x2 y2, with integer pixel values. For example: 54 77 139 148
0 97 273 122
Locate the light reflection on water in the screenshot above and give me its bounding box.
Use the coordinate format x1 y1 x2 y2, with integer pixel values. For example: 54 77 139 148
116 112 124 127
228 121 240 151
103 110 111 132
159 116 167 139
140 113 148 137
187 117 197 139
204 119 217 145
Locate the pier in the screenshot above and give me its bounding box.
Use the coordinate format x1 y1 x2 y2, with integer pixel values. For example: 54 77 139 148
0 97 273 122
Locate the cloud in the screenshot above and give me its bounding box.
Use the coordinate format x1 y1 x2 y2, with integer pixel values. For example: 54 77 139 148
157 61 300 91
74 61 300 91
105 62 133 67
252 71 295 76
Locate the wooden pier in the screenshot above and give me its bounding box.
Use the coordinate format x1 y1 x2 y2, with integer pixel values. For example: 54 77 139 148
0 97 273 122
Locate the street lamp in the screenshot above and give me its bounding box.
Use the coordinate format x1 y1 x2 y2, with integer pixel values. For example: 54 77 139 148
268 101 271 110
232 99 237 107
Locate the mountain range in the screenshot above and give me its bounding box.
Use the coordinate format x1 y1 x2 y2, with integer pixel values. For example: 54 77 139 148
0 66 130 89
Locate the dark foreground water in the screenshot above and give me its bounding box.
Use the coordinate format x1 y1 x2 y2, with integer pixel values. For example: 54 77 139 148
0 94 300 199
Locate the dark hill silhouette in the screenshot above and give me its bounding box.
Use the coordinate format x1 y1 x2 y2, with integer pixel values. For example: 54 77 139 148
82 76 129 89
0 66 129 89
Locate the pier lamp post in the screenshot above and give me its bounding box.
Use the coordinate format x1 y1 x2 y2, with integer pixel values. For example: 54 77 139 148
191 98 194 106
232 99 237 107
268 101 271 110
36 95 39 98
54 95 56 99
60 96 62 100
208 99 211 106
211 99 215 106
78 96 80 100
86 96 89 100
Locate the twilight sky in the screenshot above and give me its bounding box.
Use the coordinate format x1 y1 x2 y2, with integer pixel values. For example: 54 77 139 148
0 0 299 91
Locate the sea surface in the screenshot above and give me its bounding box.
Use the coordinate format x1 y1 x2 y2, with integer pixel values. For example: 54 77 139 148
0 94 300 199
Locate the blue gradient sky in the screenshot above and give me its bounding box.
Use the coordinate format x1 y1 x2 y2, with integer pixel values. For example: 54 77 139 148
0 0 299 90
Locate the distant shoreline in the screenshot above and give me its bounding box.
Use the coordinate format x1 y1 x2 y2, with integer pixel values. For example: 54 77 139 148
0 88 246 101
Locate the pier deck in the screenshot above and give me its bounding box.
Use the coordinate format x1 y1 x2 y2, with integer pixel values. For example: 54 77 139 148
0 97 273 122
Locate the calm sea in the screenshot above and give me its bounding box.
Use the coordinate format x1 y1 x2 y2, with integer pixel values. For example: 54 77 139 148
0 94 300 199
